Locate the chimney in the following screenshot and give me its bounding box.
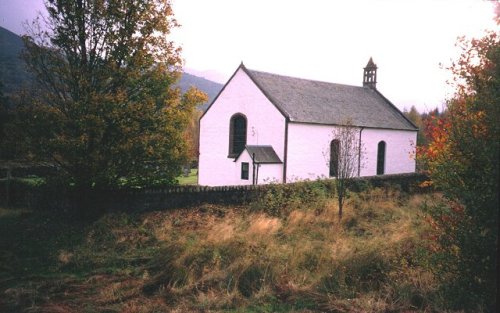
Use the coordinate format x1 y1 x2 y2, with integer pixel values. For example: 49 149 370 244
363 57 377 89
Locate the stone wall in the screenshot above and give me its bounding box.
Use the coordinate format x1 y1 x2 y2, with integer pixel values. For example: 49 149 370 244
0 173 429 212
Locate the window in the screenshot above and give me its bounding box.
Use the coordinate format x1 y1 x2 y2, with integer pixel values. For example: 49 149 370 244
330 139 340 177
229 114 247 157
377 141 386 175
241 162 249 180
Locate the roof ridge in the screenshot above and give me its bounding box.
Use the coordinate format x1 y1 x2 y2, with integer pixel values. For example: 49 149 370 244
246 68 365 89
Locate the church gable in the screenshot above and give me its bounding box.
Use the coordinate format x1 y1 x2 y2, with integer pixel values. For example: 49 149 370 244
198 66 287 186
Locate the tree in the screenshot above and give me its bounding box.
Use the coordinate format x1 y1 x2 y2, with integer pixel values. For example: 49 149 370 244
403 105 426 146
0 82 6 157
419 30 499 310
16 0 206 189
329 120 362 219
183 108 204 166
0 81 13 160
0 81 6 133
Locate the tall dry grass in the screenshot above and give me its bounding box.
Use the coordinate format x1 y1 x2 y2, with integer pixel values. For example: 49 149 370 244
128 188 442 311
1 189 450 312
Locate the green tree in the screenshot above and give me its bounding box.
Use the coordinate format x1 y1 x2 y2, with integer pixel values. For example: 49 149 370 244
419 30 499 310
16 0 206 188
403 105 426 146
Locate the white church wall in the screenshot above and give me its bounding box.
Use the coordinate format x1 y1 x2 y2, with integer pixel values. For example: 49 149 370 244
360 128 417 176
199 68 286 186
286 123 341 181
256 163 283 184
286 123 417 182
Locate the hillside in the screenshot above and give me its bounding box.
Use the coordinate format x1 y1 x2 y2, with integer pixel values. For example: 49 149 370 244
179 72 223 110
0 26 31 94
0 186 456 312
0 26 222 108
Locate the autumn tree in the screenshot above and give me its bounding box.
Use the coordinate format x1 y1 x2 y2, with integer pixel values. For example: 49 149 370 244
183 108 204 167
419 31 499 310
15 0 206 189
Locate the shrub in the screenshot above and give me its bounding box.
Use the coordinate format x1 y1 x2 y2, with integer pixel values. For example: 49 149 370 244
348 173 429 193
252 180 335 217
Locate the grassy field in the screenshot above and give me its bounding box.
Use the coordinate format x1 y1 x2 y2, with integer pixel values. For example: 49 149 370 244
177 169 198 185
0 187 456 312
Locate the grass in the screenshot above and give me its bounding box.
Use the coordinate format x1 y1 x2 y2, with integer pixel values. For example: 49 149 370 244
0 188 459 312
176 169 198 185
0 176 46 186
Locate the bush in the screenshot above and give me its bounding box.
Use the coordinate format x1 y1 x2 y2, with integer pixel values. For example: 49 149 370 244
251 180 335 217
348 173 429 193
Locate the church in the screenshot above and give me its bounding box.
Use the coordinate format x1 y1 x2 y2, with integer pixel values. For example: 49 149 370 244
198 59 417 186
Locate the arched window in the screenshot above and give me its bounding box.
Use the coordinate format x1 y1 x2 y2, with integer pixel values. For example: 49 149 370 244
377 141 386 175
330 139 340 177
229 114 247 157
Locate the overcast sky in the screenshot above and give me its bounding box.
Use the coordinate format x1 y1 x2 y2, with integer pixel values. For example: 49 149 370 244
0 0 498 112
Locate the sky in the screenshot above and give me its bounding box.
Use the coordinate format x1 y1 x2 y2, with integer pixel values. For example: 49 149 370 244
0 0 498 112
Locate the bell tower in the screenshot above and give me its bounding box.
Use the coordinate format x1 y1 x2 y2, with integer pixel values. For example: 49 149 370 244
363 57 377 89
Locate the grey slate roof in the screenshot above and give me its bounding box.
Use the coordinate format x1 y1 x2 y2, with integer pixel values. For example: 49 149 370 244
242 145 282 164
244 67 417 131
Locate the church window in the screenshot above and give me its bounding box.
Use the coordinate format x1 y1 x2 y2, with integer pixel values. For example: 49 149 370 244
229 114 247 157
330 139 340 177
241 162 249 180
377 141 386 175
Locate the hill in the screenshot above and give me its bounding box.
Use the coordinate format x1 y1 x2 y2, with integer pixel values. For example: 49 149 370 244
0 185 457 312
0 26 222 109
0 26 31 94
179 72 223 110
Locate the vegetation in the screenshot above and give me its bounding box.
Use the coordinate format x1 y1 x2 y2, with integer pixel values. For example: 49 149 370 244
418 31 499 310
329 121 362 219
1 186 460 312
3 0 206 191
403 105 426 146
183 109 203 166
0 82 8 159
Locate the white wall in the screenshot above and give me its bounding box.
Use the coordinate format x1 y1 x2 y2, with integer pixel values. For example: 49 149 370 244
199 68 286 186
286 123 417 181
286 123 338 181
360 128 416 176
256 163 283 184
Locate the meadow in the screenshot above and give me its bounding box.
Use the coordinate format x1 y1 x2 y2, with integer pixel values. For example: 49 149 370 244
0 185 453 312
